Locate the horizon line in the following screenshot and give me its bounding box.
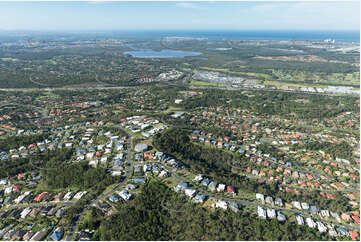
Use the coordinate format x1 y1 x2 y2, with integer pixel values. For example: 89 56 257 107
0 29 360 32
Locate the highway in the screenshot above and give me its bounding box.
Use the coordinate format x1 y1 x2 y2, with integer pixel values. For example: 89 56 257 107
0 79 357 97
0 86 134 92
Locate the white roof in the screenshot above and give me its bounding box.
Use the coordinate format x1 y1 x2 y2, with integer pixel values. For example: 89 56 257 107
73 191 87 200
215 200 228 209
20 207 32 218
256 193 264 200
296 215 304 225
317 221 327 233
217 184 226 191
111 171 122 176
4 187 12 193
257 206 267 218
158 170 168 177
194 174 203 181
306 217 316 228
185 189 197 197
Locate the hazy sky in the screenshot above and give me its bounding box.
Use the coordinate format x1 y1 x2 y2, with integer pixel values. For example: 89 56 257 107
0 1 359 31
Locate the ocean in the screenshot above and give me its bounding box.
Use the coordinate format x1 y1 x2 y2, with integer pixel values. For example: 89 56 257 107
96 30 360 43
3 30 359 43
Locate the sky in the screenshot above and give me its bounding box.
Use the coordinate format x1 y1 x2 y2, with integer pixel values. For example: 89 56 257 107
0 1 359 31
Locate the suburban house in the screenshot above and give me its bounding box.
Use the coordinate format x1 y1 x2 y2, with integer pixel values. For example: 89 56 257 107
185 189 197 198
63 192 73 201
133 178 147 184
292 201 302 210
50 227 64 241
267 208 276 218
118 189 132 201
277 211 286 221
216 184 226 192
275 197 283 207
109 195 120 203
201 178 211 187
256 193 264 202
214 200 228 210
34 192 47 202
208 182 217 192
20 208 32 219
316 221 327 233
55 208 65 218
296 215 304 225
229 201 239 213
265 196 274 205
306 217 317 228
257 206 267 219
194 194 207 203
193 174 204 182
30 229 47 241
227 186 235 194
301 202 309 210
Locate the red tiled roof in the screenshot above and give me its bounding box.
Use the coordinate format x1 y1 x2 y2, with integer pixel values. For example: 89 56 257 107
34 192 47 202
13 185 22 192
227 186 235 193
144 153 153 159
352 210 360 216
350 231 359 241
17 173 25 179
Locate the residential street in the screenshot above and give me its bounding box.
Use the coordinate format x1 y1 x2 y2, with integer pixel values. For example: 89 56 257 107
65 128 132 241
162 164 359 232
5 201 74 209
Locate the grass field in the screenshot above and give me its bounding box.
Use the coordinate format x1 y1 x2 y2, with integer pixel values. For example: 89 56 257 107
1 58 19 61
190 80 226 87
263 80 328 88
167 106 184 111
200 67 229 72
198 66 359 87
272 69 360 86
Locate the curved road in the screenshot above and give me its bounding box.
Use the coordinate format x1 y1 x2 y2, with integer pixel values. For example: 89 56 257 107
65 128 132 241
160 162 359 232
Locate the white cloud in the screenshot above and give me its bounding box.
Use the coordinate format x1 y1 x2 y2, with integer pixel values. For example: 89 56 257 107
190 18 202 24
238 2 359 30
175 2 201 9
247 3 279 14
